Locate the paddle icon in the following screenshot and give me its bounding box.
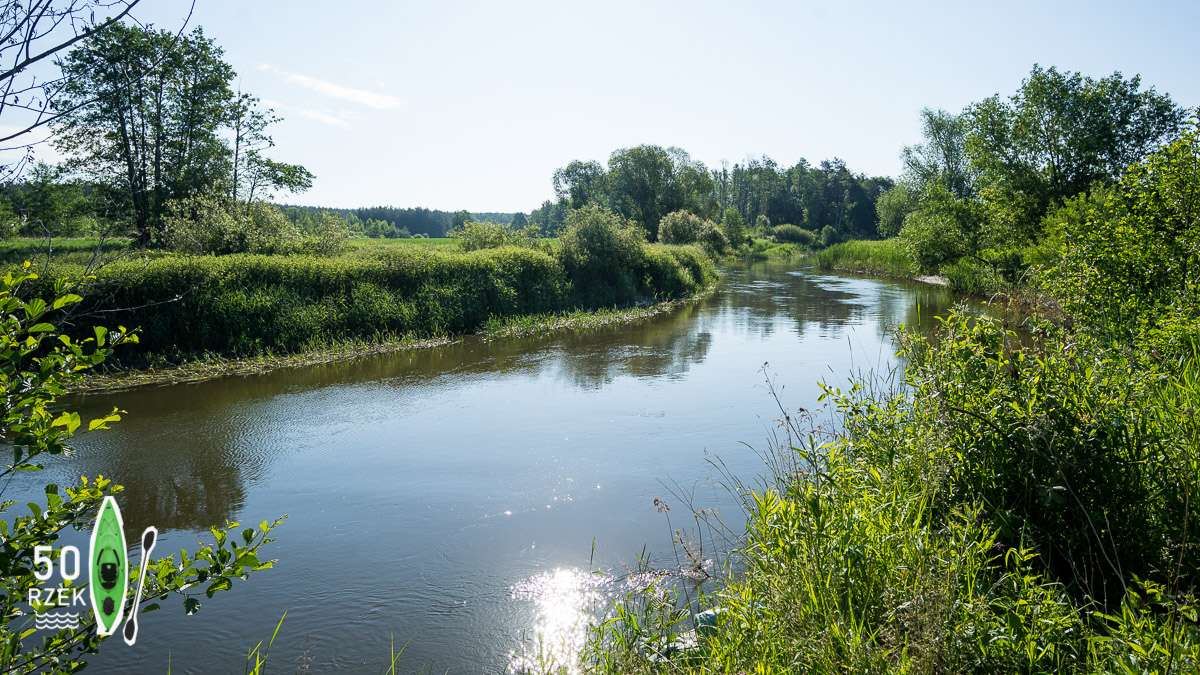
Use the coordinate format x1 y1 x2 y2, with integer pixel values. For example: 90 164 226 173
122 526 158 646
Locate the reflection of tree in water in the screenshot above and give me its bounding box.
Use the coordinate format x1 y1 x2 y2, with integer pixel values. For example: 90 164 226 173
64 388 272 533
718 264 873 341
110 447 245 535
551 302 714 388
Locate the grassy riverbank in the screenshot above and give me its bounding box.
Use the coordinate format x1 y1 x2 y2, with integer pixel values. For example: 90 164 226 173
743 237 806 261
75 286 717 393
589 316 1199 673
813 239 917 278
30 232 714 376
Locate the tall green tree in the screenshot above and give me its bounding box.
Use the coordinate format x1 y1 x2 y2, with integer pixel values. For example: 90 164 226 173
965 65 1183 238
902 108 975 199
228 92 309 204
552 160 607 208
605 145 713 240
53 25 309 243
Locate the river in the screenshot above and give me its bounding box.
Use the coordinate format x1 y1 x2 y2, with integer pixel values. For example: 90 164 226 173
10 262 970 672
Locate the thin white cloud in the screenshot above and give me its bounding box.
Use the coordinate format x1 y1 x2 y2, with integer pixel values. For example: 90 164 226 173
261 99 352 129
295 109 353 129
258 64 403 110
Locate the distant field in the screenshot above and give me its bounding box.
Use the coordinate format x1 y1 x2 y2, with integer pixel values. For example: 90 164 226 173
0 236 462 266
347 237 459 251
0 237 139 266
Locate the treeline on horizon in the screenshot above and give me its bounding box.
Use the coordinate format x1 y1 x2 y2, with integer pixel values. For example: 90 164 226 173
274 205 520 239
1 147 896 247
275 149 893 245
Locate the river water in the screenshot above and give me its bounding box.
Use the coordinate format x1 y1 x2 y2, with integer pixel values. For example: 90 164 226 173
11 262 968 672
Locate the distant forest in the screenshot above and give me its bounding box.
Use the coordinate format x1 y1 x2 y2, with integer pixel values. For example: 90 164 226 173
276 205 520 238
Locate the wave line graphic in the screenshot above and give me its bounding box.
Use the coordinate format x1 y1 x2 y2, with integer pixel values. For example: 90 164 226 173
34 611 80 631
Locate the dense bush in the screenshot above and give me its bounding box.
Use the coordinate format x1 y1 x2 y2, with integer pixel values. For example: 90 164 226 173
657 210 706 245
874 182 917 238
1046 129 1200 354
556 205 649 305
159 196 348 256
818 224 839 247
898 204 971 272
753 213 770 235
298 211 352 255
452 220 515 251
770 224 815 246
721 207 748 247
904 316 1198 604
697 223 729 256
659 209 728 256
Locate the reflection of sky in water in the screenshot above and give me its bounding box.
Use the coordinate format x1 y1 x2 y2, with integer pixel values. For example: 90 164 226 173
6 263 979 673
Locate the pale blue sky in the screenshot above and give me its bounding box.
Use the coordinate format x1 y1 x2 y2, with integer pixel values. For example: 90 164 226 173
140 0 1198 212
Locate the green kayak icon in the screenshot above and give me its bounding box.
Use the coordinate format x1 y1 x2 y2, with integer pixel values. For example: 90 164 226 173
88 496 128 637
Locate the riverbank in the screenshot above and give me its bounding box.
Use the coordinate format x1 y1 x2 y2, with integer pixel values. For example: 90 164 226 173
812 238 917 279
73 285 718 393
480 284 717 340
812 239 1051 308
742 238 806 261
36 234 713 368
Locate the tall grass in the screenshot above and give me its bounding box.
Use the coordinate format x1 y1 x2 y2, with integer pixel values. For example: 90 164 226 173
814 239 917 278
587 314 1200 672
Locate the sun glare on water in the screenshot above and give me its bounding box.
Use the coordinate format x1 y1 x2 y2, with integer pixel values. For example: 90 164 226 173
507 567 606 674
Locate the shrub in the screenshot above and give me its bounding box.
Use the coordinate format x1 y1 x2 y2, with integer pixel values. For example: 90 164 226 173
657 210 706 245
771 224 816 246
298 211 350 255
159 196 318 255
697 223 729 256
754 213 770 235
898 207 969 272
875 182 917 238
659 210 728 256
940 257 999 294
899 314 1200 605
452 220 515 251
557 205 647 305
1046 129 1200 353
819 224 840 247
721 207 747 247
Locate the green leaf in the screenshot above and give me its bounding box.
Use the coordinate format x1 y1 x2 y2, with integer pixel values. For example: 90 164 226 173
206 577 232 597
51 411 81 434
52 294 83 310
